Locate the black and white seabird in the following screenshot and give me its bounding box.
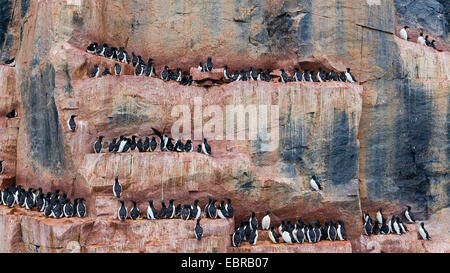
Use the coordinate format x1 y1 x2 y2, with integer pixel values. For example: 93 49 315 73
418 222 431 240
166 199 176 218
205 57 213 72
68 115 77 131
262 211 271 230
336 220 347 240
4 58 15 67
90 64 100 78
425 35 431 46
149 136 157 152
6 109 17 119
282 225 294 244
135 64 144 76
209 199 217 218
310 175 322 191
417 32 426 45
114 63 122 75
107 138 117 152
118 200 127 221
280 69 289 83
130 200 141 220
217 201 229 219
181 204 191 220
306 223 316 243
144 200 156 220
364 217 373 236
376 208 383 225
232 228 242 247
237 222 246 241
0 160 3 174
345 68 356 83
380 217 390 235
130 136 137 151
190 199 201 220
94 136 104 153
63 199 74 218
398 217 408 233
116 136 128 153
310 71 319 82
198 62 204 72
404 205 415 223
113 176 122 198
268 226 280 244
158 201 167 218
77 198 86 218
184 140 193 152
131 52 138 67
314 220 322 242
136 138 144 152
373 220 380 235
225 198 233 218
327 221 337 241
204 196 212 218
223 65 232 80
249 67 258 81
174 139 185 152
317 68 327 82
161 66 169 81
87 42 98 54
194 219 203 240
400 26 409 40
142 137 150 152
339 72 347 82
249 211 258 231
430 40 437 50
248 229 258 245
201 138 211 155
102 67 111 76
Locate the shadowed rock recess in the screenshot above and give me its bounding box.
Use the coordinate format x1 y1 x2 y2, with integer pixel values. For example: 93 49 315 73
0 0 448 253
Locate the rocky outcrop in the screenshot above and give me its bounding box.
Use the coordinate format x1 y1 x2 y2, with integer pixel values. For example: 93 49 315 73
0 0 448 253
0 206 235 253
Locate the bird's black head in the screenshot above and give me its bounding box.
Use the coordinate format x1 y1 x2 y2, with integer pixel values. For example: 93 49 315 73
404 26 409 29
251 211 255 217
224 65 228 69
194 199 199 204
118 200 124 205
420 222 424 227
407 205 411 210
204 138 207 143
420 32 423 36
148 200 153 205
281 220 285 224
280 68 285 72
197 218 201 224
266 210 270 215
221 200 225 205
226 198 231 203
379 208 383 212
161 200 166 206
208 196 212 202
207 57 212 62
346 68 351 72
131 200 137 206
71 114 77 119
169 199 175 204
294 67 299 71
99 136 105 139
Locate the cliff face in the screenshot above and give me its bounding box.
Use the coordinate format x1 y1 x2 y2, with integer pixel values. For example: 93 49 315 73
0 0 448 252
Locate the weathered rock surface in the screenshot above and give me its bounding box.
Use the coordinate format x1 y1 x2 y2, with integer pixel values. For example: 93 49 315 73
0 0 448 253
0 206 234 253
